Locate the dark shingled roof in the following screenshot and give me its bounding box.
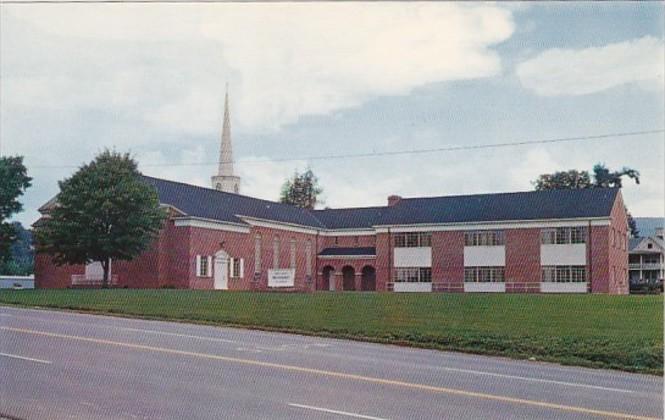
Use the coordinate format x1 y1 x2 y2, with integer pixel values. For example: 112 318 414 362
375 188 620 226
141 176 620 230
142 176 324 228
318 247 376 257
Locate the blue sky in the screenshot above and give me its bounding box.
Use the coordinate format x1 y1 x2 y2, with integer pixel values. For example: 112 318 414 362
1 2 663 226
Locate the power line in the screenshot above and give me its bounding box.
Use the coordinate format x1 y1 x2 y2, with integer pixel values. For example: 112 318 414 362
2 0 328 3
27 128 665 169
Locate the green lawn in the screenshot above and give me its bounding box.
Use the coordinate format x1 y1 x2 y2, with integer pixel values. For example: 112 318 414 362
0 290 662 374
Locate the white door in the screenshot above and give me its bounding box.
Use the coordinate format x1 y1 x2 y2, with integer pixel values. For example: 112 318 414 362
214 254 229 290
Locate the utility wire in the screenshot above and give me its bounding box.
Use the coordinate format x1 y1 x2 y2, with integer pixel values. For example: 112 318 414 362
27 128 665 169
3 0 307 3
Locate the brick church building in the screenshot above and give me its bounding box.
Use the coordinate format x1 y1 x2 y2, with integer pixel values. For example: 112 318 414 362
34 92 630 294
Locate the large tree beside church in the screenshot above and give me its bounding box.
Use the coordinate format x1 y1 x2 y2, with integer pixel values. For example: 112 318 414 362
0 156 32 265
533 163 640 236
35 150 166 288
280 168 323 209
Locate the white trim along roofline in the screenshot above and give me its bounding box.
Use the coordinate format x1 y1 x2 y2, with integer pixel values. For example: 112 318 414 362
373 217 611 233
159 203 188 216
317 255 377 260
236 215 321 235
238 215 378 236
173 217 251 233
318 229 376 237
174 214 612 236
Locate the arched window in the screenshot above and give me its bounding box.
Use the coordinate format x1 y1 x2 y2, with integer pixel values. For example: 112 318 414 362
305 239 312 277
254 234 262 274
273 236 280 269
216 183 222 191
290 238 297 269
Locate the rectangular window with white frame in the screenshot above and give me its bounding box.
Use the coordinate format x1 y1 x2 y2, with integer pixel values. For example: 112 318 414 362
195 255 212 278
541 265 586 283
393 267 431 283
229 257 244 279
541 227 586 245
464 231 505 246
464 267 505 283
393 232 432 248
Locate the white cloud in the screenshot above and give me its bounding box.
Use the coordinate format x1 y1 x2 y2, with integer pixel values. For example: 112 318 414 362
3 3 514 133
516 36 665 96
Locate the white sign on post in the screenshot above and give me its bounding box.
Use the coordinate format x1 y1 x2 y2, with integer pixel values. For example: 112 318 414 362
268 269 295 287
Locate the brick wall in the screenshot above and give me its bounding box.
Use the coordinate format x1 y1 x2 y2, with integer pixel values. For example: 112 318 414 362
319 234 376 249
375 232 391 291
34 253 83 288
608 191 629 294
431 231 464 292
247 226 318 292
505 228 541 293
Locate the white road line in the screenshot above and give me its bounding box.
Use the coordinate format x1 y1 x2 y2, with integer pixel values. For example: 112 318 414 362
0 352 51 364
288 403 389 420
114 326 239 344
432 365 635 394
2 311 241 344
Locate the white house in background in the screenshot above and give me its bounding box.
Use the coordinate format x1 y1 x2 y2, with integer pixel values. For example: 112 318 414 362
628 228 664 285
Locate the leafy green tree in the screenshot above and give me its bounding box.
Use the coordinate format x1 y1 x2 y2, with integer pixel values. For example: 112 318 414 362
0 156 32 265
0 222 34 275
533 170 592 191
533 163 640 236
592 163 640 188
279 168 323 209
35 150 166 288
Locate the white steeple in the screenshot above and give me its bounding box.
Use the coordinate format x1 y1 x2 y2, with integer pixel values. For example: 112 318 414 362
211 84 241 194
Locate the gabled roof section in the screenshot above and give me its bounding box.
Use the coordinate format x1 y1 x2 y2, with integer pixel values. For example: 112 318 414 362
312 206 388 229
629 236 665 253
142 176 324 228
376 188 620 226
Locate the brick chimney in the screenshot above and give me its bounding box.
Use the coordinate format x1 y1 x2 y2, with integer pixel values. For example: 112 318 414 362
387 195 402 206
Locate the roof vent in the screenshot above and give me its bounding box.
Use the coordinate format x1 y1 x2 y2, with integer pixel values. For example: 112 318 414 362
387 195 402 206
656 227 664 240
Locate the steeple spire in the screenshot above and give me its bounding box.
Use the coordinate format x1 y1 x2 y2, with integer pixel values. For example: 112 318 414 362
219 85 234 177
211 84 241 193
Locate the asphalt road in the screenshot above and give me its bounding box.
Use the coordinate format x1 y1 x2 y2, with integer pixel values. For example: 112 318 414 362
0 306 662 420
